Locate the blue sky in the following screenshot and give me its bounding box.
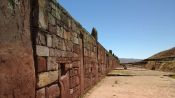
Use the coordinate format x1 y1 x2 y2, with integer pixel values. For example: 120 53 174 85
59 0 175 59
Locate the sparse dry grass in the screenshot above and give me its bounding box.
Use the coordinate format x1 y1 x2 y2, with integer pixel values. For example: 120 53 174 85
109 70 131 75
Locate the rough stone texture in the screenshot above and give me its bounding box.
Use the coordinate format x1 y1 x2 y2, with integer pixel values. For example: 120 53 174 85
37 71 59 88
36 88 45 98
47 57 58 71
36 32 47 46
0 0 35 98
46 84 61 98
37 57 47 72
47 34 52 47
36 45 49 56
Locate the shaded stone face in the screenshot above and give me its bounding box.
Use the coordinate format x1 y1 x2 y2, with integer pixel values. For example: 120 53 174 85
0 0 35 98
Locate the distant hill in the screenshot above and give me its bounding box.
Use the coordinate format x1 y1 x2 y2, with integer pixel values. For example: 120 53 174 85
144 47 175 72
119 58 142 63
148 47 175 59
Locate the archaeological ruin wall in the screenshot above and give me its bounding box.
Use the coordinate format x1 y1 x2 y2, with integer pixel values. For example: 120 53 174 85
0 0 119 98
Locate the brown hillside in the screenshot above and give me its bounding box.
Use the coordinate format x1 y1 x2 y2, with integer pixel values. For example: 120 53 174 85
149 47 175 59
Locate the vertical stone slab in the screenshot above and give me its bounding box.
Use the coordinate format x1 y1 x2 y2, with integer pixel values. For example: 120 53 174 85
0 0 35 98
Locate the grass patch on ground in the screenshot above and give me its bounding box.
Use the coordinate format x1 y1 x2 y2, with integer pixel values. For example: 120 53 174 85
109 70 131 75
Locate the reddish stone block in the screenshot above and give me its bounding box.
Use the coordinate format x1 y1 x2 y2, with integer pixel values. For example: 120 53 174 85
36 88 45 98
37 57 47 72
46 84 60 98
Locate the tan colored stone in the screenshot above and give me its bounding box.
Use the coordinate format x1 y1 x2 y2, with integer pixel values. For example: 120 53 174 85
36 45 49 56
47 57 58 71
39 0 48 29
49 48 62 57
56 26 63 38
47 34 52 47
36 32 46 45
37 71 58 88
73 37 79 44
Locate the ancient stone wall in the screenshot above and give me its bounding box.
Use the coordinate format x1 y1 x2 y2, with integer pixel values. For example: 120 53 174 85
0 0 119 98
0 0 35 98
33 0 119 98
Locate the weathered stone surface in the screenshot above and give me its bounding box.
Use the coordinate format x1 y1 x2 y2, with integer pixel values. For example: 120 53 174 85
52 35 63 49
36 32 47 45
36 88 45 98
48 13 56 25
36 45 49 56
0 0 35 98
46 84 60 98
39 0 48 29
57 26 64 38
49 48 62 57
37 57 47 72
73 37 79 44
47 34 52 47
37 71 58 88
47 57 58 71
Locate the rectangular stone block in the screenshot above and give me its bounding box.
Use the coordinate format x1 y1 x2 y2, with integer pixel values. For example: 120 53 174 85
39 0 48 29
49 48 62 57
37 57 47 73
47 34 52 47
46 84 60 98
56 26 64 38
37 71 58 88
36 32 46 46
47 57 58 71
36 88 45 98
73 37 79 44
36 45 49 56
48 24 57 34
52 35 63 49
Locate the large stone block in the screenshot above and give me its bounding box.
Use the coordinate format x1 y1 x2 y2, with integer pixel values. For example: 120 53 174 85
39 0 48 29
47 57 58 71
36 88 45 98
37 71 58 88
36 45 49 56
46 84 60 98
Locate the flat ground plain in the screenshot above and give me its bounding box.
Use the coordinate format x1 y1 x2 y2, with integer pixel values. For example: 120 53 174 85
83 67 175 98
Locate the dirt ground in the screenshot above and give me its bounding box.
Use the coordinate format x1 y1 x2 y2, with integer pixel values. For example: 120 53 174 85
83 67 175 98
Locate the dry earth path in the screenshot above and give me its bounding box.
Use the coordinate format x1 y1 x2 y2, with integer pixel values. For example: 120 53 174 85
83 67 175 98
